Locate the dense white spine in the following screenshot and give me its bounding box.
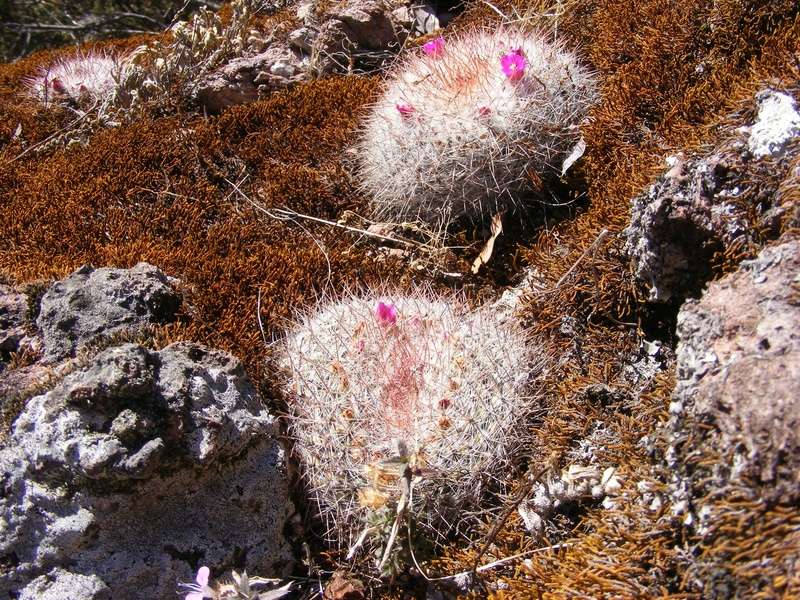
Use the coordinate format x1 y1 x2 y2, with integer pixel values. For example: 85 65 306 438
278 292 539 557
24 50 124 106
357 28 597 230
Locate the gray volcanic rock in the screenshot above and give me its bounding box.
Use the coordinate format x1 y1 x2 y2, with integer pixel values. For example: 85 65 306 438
197 0 417 112
667 238 800 503
197 45 309 112
0 341 293 600
625 89 800 303
309 0 411 74
0 283 29 354
36 263 180 362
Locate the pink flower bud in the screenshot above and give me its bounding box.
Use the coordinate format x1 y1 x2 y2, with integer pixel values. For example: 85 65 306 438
395 103 415 119
375 301 398 325
422 36 445 57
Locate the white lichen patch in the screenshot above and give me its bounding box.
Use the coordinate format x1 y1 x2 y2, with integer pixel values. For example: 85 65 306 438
747 89 800 158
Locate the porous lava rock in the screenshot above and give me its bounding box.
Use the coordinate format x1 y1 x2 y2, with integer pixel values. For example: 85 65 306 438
197 45 309 112
0 283 29 354
625 89 800 303
667 238 800 504
197 0 416 112
311 0 409 69
0 341 293 600
36 262 181 362
0 264 293 600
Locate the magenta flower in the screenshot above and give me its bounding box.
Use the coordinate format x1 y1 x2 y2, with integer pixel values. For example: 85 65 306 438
500 48 526 82
395 103 415 119
422 36 445 57
179 566 214 600
375 301 398 325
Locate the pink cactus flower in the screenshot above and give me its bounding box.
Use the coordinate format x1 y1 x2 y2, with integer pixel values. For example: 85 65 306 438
375 301 398 325
422 36 445 57
500 48 527 82
478 106 492 117
395 103 415 119
180 566 214 600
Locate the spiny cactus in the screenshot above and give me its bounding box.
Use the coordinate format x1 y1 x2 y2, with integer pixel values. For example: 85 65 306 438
24 50 126 107
356 27 597 231
278 291 540 569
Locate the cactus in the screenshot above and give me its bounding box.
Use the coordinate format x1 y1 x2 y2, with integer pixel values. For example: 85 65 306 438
278 292 539 567
24 50 125 107
356 27 597 231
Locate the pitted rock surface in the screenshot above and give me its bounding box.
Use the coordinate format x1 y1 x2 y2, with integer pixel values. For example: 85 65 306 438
625 89 799 303
0 341 293 600
0 283 28 354
36 262 180 362
197 0 419 112
667 238 800 501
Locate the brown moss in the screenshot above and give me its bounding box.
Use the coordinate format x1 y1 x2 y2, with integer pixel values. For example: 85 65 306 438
0 77 413 386
0 0 798 595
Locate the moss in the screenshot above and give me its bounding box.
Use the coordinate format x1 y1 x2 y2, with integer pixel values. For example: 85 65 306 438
0 0 798 596
0 77 414 384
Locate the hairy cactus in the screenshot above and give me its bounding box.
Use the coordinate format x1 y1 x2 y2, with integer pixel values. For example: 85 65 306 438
278 292 539 567
24 50 125 107
356 28 597 230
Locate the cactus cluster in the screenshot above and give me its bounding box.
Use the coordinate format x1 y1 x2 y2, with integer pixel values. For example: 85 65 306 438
278 292 539 561
356 28 597 231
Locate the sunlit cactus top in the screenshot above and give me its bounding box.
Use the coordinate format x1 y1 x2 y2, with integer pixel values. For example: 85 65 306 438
357 27 597 230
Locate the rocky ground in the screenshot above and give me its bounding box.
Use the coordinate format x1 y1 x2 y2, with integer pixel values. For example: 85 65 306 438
0 0 798 598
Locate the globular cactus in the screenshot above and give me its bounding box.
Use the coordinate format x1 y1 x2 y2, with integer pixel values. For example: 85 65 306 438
278 291 539 568
356 28 597 231
24 50 125 107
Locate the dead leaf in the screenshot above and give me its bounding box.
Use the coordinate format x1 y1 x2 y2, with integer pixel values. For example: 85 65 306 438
323 571 365 600
561 137 586 176
257 581 294 600
471 212 504 274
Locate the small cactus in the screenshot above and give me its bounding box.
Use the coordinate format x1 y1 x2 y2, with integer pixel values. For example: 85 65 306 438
356 27 597 231
278 292 539 566
24 50 125 107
